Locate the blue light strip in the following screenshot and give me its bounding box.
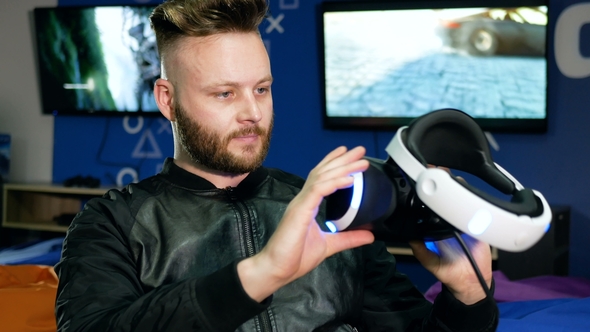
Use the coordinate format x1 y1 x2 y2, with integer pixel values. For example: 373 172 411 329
325 221 337 233
350 172 363 209
324 172 364 233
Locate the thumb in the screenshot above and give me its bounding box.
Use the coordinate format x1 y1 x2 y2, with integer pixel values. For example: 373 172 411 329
325 230 374 257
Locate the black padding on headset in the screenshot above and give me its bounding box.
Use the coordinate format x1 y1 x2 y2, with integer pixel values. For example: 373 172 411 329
459 180 544 217
404 109 515 194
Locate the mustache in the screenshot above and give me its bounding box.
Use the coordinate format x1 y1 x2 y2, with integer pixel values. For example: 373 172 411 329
227 126 267 140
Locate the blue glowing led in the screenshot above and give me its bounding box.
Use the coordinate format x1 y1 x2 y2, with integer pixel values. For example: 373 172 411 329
425 241 440 256
325 221 337 233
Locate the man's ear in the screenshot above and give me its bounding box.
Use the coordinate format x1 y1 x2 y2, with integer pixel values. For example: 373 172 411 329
154 78 175 121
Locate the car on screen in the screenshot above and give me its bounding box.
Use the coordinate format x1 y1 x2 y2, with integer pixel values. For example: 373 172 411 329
436 7 547 56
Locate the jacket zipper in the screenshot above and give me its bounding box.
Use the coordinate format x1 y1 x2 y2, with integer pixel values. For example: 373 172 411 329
226 187 273 332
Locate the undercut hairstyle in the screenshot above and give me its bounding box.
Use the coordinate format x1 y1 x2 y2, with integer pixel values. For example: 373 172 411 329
150 0 268 62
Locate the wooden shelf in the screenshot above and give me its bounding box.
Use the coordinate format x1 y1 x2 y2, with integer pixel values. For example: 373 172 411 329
2 221 69 233
387 244 498 260
387 246 414 256
2 183 109 233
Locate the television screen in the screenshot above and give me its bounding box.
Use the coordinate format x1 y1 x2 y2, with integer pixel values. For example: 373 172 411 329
320 0 548 133
33 5 161 116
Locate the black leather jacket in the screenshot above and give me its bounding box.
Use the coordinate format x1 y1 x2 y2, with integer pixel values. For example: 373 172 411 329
55 158 498 332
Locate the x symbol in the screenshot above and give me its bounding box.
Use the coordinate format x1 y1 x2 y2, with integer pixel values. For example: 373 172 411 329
157 118 172 134
266 13 285 34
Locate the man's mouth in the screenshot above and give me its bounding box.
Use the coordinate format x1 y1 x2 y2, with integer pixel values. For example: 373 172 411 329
233 133 259 143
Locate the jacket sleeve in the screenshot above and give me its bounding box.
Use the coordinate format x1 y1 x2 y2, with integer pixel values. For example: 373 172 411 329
54 192 268 332
359 242 499 332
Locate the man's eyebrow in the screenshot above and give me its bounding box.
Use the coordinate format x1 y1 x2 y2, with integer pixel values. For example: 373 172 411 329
258 75 274 84
204 75 273 89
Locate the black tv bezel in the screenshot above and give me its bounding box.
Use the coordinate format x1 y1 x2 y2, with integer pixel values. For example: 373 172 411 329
32 5 163 117
318 0 549 133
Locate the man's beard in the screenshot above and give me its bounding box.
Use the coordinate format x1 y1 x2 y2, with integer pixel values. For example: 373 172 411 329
175 102 273 174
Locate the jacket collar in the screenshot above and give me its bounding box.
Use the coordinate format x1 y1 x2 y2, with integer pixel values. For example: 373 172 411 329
159 157 269 192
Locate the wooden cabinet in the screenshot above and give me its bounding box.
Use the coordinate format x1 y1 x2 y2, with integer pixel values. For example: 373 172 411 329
2 183 108 233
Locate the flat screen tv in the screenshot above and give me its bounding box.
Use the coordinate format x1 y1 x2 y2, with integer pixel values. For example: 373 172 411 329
32 5 161 116
319 0 549 133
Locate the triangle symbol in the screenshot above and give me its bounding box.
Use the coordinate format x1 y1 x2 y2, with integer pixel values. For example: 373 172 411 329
132 129 162 159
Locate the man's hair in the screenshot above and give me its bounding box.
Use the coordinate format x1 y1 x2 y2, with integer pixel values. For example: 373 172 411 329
150 0 268 62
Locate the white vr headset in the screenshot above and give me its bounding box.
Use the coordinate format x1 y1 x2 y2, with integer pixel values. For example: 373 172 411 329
325 109 552 252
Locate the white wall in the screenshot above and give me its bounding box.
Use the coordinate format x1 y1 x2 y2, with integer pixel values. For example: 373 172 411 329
0 0 57 183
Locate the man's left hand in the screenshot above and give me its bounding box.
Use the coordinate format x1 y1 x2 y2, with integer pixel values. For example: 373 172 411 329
410 237 493 305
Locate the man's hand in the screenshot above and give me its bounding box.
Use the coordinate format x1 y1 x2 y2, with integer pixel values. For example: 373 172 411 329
410 165 493 305
410 237 493 305
238 146 375 302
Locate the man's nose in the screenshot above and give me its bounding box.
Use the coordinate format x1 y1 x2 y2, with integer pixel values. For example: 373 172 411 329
237 93 262 123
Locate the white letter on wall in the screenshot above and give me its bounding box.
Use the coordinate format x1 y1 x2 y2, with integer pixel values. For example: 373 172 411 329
554 2 590 79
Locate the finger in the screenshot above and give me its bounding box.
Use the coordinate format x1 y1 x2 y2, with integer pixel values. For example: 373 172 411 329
282 164 365 221
314 146 367 175
295 166 365 215
324 229 375 256
314 146 349 170
409 241 441 271
437 166 451 173
312 158 369 189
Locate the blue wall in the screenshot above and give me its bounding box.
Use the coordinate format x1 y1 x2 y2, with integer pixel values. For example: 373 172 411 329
53 0 590 279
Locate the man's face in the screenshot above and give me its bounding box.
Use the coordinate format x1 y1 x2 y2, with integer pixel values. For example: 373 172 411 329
169 32 274 174
174 100 273 174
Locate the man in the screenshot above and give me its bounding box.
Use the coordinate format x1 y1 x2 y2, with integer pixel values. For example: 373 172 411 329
54 0 498 331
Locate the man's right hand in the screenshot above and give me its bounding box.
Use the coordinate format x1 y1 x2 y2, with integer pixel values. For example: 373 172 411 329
237 146 375 302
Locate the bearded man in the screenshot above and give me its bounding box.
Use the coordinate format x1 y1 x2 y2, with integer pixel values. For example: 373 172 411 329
54 0 498 331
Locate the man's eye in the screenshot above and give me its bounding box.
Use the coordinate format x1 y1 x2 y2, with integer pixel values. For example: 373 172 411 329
256 87 268 94
217 91 231 99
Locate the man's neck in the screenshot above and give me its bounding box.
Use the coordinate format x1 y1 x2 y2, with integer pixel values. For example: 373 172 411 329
172 158 249 188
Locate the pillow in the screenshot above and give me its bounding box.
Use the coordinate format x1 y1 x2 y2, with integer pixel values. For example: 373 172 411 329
0 265 58 332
